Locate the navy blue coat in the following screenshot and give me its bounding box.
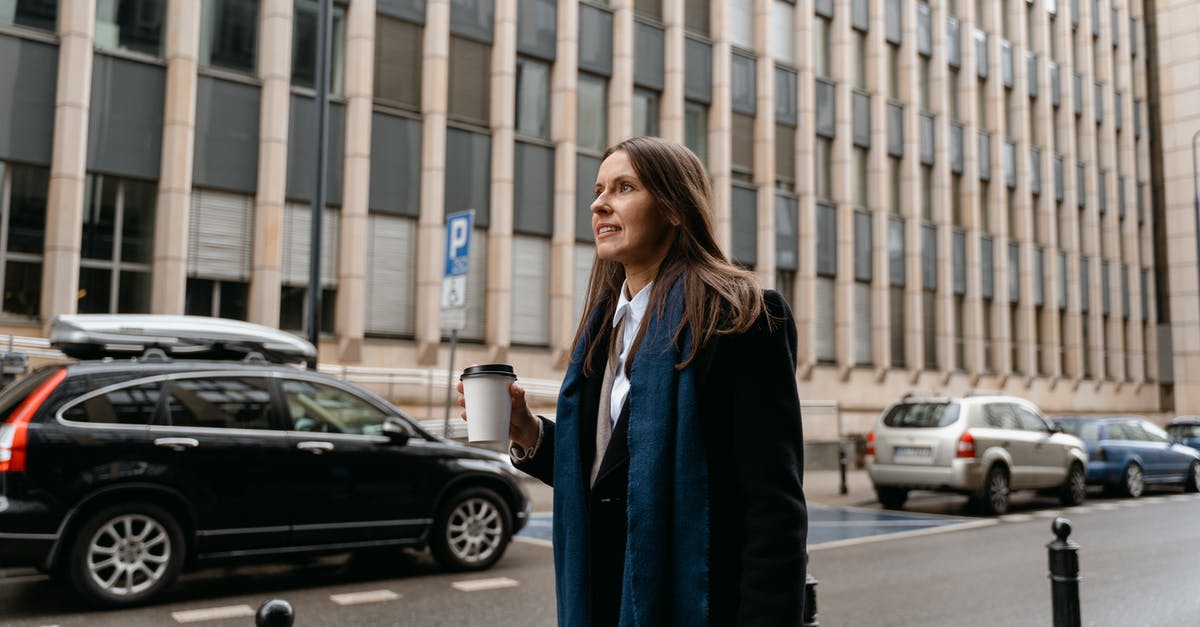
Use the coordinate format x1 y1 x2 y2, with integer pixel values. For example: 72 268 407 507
517 290 808 626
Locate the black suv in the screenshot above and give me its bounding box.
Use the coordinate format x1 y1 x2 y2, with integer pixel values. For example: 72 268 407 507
0 316 529 607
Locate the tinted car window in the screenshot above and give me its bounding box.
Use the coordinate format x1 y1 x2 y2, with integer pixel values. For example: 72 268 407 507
984 404 1021 430
1105 422 1138 441
1014 407 1049 432
62 382 163 425
882 402 960 428
1168 424 1200 438
282 379 388 435
1138 421 1168 443
164 377 273 430
1057 421 1100 441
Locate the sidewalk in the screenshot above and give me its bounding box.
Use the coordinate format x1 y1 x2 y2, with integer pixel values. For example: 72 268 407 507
518 466 879 513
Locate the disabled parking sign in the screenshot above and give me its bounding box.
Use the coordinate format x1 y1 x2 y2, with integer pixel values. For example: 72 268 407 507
441 211 474 330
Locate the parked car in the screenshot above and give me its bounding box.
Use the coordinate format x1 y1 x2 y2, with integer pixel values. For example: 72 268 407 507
865 393 1088 515
0 315 530 607
1052 416 1200 497
1166 416 1200 452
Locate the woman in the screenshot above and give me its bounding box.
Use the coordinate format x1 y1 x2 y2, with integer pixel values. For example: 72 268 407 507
461 137 807 626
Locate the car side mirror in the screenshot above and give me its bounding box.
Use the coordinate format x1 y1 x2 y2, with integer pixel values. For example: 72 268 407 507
382 416 412 445
1051 424 1064 434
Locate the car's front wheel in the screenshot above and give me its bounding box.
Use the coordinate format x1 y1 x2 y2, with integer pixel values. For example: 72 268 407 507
1058 463 1087 506
1185 461 1200 493
430 487 512 572
875 487 909 510
1121 462 1145 498
976 465 1010 515
66 502 185 607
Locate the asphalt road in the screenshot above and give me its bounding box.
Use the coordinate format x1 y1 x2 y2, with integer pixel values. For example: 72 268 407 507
2 490 1197 626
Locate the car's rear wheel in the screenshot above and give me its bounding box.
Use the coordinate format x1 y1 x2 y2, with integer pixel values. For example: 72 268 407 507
875 487 909 510
1121 462 1145 498
66 502 185 607
1185 461 1200 493
430 487 511 572
976 465 1010 515
1058 463 1087 506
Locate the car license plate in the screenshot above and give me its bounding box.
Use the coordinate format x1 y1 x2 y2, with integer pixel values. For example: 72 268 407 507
894 446 932 458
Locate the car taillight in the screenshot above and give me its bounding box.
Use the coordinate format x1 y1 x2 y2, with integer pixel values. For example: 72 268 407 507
0 368 66 473
1090 446 1106 462
956 431 977 458
866 431 875 457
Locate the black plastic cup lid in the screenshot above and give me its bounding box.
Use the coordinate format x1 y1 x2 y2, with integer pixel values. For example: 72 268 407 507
460 364 517 380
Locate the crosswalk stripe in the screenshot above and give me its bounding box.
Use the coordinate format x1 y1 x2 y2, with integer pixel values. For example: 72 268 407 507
999 514 1035 522
171 605 256 623
451 577 520 592
330 589 400 605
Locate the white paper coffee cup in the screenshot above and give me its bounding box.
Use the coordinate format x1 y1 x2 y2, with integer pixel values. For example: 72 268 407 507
460 364 518 442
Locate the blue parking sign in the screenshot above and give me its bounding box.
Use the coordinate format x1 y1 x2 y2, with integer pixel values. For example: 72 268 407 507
444 211 474 277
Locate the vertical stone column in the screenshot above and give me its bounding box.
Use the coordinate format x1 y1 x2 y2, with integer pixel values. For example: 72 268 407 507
151 1 201 315
550 0 580 369
866 0 888 371
961 0 984 376
931 2 955 375
609 0 634 143
248 0 292 327
336 0 376 363
901 0 922 373
794 5 815 372
753 0 776 287
1059 9 1083 381
982 0 1011 378
661 0 685 143
832 0 853 374
1078 0 1102 382
486 0 516 362
709 0 732 249
1011 0 1036 379
41 2 96 324
415 0 450 364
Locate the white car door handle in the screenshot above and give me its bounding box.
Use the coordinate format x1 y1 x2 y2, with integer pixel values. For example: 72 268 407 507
154 437 199 450
297 441 335 454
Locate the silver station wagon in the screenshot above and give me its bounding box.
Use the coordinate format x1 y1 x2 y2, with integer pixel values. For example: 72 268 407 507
865 394 1088 515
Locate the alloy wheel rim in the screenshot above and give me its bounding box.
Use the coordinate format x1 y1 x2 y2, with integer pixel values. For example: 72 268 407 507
1071 468 1086 502
1127 466 1144 497
86 514 171 596
446 498 503 564
990 471 1009 511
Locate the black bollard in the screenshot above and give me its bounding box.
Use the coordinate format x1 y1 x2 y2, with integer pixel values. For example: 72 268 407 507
1047 517 1081 627
255 599 295 627
838 439 848 496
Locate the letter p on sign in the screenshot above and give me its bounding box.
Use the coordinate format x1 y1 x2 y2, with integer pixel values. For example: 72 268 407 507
444 211 474 277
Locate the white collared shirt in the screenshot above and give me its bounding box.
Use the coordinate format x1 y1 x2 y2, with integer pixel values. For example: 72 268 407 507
610 280 652 430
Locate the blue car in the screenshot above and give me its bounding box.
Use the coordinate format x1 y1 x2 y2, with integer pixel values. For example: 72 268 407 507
1052 416 1200 498
1167 417 1200 452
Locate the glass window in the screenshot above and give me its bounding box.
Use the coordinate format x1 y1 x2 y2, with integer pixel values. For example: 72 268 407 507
282 378 388 435
854 282 872 365
163 377 273 430
1015 407 1050 432
883 403 961 428
852 31 867 89
62 383 163 425
773 1 795 64
632 88 660 137
984 404 1022 430
887 47 900 100
78 175 155 314
634 0 661 22
923 290 937 368
815 138 832 201
730 0 753 49
96 0 166 57
816 277 836 361
854 209 872 281
185 278 250 320
890 288 905 367
291 1 347 95
279 286 336 334
578 73 608 153
3 0 57 31
517 0 556 59
1 164 46 317
731 52 756 115
814 17 831 78
516 57 551 138
375 16 422 110
199 0 259 74
685 101 708 164
685 0 709 35
449 36 491 125
853 148 868 207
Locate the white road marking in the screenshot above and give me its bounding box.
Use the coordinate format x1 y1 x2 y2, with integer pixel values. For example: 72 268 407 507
1093 503 1120 511
1143 496 1167 504
1033 510 1064 519
451 577 521 592
808 519 998 552
999 514 1035 522
1167 494 1195 502
171 604 256 623
1065 506 1092 514
330 589 400 605
514 536 554 548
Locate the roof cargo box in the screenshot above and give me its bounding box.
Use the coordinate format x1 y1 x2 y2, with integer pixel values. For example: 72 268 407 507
49 315 317 364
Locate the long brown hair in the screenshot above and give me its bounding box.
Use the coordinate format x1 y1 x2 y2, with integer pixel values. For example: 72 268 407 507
573 136 766 375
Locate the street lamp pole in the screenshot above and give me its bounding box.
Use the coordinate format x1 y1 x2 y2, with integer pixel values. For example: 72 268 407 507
307 0 333 368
